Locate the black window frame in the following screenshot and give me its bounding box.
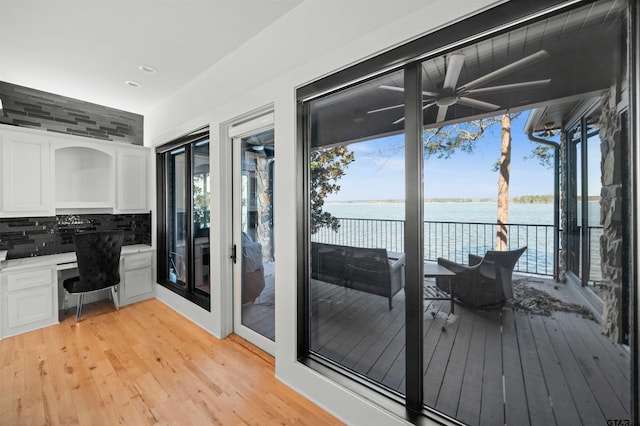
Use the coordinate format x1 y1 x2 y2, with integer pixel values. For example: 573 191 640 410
156 127 210 311
296 0 638 422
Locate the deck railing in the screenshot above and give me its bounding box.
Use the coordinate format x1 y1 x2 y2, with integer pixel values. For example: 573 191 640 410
311 217 559 276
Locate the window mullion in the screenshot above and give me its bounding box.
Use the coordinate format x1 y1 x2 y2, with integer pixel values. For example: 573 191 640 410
404 61 424 410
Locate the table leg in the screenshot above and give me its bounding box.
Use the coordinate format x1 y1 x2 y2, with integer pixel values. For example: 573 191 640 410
448 277 454 315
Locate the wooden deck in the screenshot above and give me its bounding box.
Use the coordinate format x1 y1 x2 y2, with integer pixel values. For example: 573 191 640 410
241 262 275 341
306 276 631 425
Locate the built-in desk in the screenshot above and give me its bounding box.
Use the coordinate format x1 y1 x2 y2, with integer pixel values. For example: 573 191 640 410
0 245 154 339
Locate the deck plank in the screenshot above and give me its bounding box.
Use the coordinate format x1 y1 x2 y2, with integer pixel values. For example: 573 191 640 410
528 314 582 426
423 304 461 408
455 312 488 426
479 311 503 426
565 312 630 406
501 308 531 426
542 313 606 426
514 311 557 425
556 311 629 420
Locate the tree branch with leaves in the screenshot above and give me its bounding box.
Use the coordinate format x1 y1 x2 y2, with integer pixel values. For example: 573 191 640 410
310 146 355 234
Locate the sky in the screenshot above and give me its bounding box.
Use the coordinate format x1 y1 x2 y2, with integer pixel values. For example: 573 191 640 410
323 112 602 202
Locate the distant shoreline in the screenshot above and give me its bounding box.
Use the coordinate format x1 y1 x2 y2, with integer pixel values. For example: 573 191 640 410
327 195 600 204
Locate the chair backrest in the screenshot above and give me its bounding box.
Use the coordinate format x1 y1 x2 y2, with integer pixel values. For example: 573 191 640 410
73 230 124 293
483 246 527 299
483 246 527 270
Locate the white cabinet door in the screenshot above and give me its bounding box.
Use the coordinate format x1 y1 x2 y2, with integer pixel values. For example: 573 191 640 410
124 267 153 300
120 251 154 305
0 130 52 217
116 148 148 212
1 266 58 338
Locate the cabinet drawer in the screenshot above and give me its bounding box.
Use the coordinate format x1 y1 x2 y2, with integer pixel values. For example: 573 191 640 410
125 252 152 271
6 268 53 291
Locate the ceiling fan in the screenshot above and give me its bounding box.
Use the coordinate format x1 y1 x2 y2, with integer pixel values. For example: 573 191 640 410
368 50 551 124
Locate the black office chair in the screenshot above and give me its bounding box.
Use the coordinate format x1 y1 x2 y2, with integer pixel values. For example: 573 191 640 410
63 230 124 322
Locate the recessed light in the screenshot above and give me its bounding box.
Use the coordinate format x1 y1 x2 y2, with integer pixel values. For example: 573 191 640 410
138 64 158 74
125 80 142 88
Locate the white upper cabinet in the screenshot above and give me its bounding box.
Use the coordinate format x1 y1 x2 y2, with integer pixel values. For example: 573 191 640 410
0 129 53 217
0 125 149 216
116 147 148 213
53 142 115 209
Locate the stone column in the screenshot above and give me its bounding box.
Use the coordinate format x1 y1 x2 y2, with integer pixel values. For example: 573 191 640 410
558 131 567 283
256 158 274 262
599 88 625 343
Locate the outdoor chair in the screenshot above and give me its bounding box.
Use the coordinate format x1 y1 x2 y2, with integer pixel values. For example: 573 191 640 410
436 246 527 308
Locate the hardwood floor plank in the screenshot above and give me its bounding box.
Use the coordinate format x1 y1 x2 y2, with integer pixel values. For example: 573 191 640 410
0 299 341 426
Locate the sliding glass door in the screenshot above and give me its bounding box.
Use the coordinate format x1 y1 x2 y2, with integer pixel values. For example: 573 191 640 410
297 0 634 423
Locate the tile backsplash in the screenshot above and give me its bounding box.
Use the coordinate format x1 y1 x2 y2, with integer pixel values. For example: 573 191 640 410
0 81 143 145
0 213 151 260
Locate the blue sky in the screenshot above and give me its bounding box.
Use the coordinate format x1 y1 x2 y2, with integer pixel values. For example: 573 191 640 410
324 112 601 202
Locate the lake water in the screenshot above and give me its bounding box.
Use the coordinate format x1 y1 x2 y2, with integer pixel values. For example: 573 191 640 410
325 201 552 224
323 201 600 225
313 201 601 277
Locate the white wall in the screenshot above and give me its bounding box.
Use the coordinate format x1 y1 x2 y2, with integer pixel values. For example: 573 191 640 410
146 1 498 424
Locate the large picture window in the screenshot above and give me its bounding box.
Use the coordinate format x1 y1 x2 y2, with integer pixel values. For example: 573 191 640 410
157 128 210 310
298 0 636 424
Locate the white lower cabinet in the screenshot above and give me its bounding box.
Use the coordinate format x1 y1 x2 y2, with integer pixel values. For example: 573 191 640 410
120 251 154 306
1 266 58 338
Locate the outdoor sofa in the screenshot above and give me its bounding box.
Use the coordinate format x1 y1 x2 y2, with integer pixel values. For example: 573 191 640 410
311 242 405 309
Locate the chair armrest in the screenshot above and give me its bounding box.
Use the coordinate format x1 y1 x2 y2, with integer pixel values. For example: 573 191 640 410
468 253 483 266
389 255 405 273
437 257 472 274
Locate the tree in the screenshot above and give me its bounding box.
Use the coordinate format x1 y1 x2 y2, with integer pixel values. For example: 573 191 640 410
423 113 520 250
310 146 355 234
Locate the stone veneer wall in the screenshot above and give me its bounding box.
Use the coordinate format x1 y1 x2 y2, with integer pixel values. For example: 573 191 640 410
558 131 568 283
256 157 275 262
0 81 142 145
0 213 151 260
599 88 626 343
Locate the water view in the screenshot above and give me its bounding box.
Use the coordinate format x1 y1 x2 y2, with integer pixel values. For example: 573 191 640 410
312 200 602 279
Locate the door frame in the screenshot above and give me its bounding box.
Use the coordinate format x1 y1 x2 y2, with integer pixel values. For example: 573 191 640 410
225 108 276 355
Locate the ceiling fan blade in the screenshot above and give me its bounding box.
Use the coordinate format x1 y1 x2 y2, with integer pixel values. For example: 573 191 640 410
367 103 405 114
463 79 551 96
389 101 436 125
379 85 439 97
422 101 437 110
459 50 550 91
436 105 449 122
443 54 465 90
457 96 500 111
379 85 405 93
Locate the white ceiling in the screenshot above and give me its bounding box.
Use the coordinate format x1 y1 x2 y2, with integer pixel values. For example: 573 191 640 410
0 0 302 114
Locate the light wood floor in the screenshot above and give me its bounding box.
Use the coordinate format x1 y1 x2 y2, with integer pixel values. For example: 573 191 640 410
0 299 342 426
